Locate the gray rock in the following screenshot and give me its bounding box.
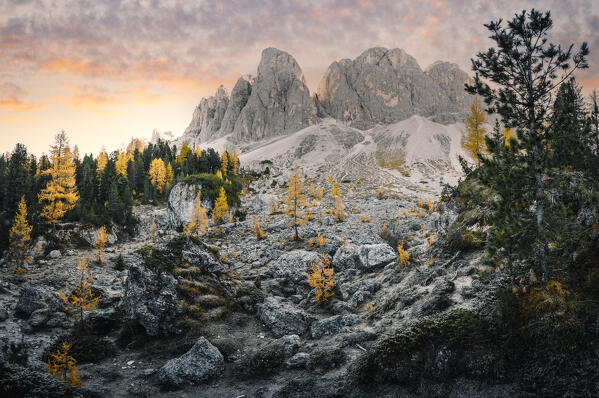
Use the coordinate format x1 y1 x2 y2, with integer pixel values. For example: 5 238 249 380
220 77 252 135
310 314 361 339
257 297 312 338
15 288 47 319
181 241 226 273
286 352 309 369
0 307 8 322
271 250 319 284
333 242 396 271
232 48 318 142
359 243 397 269
28 308 49 328
122 263 181 336
48 250 61 259
158 337 224 387
317 47 475 128
182 85 229 143
168 182 202 229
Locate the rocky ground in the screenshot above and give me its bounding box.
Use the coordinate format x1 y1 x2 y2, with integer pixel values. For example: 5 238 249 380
0 165 520 398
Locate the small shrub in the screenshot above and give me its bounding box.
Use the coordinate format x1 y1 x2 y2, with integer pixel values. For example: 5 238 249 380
308 254 336 303
315 233 328 247
47 342 82 386
397 243 410 267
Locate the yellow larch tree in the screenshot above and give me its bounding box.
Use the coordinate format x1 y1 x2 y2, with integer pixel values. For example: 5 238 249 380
9 196 32 271
307 254 336 303
38 131 79 229
220 151 229 175
166 162 174 185
229 150 240 175
47 342 82 386
334 195 346 222
96 149 108 175
397 242 410 267
253 217 266 240
148 158 167 194
332 183 339 197
212 187 229 225
94 226 108 264
115 151 132 177
185 192 209 237
461 99 488 165
59 257 100 328
283 168 308 241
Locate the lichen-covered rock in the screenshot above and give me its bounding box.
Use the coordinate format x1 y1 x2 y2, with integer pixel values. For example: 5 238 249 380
122 263 181 336
310 314 361 339
158 337 224 387
257 297 312 337
167 182 202 229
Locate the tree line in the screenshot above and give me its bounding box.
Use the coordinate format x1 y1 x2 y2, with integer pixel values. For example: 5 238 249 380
0 133 241 258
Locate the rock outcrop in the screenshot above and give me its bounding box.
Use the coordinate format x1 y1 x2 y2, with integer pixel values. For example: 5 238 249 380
158 337 224 387
122 263 181 336
220 77 252 134
167 182 202 229
183 85 229 143
257 297 312 338
232 47 318 142
316 47 474 128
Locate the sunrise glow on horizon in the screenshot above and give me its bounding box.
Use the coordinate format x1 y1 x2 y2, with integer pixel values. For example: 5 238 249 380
1 0 598 156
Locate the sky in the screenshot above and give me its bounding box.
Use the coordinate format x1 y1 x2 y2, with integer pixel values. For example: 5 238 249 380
1 0 598 156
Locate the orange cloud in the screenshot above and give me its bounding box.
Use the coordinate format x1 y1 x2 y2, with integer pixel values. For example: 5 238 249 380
426 17 439 25
0 82 42 112
43 57 111 77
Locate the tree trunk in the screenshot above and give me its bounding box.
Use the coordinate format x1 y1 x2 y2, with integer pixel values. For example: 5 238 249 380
531 116 549 282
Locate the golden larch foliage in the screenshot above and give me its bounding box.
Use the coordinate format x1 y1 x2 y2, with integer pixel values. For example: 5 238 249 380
96 150 108 175
185 192 209 237
502 127 517 148
315 186 325 199
94 226 108 264
115 151 132 177
148 158 167 193
427 254 435 267
269 201 280 214
166 163 174 185
461 99 488 165
176 142 192 164
150 218 158 241
361 214 371 222
315 233 328 247
427 200 434 213
397 242 410 267
216 169 223 180
253 217 266 240
332 183 339 197
212 187 229 225
328 176 333 184
220 151 229 175
47 342 82 386
9 196 32 271
307 254 336 303
334 195 346 222
59 257 100 327
38 131 79 227
228 150 240 175
283 168 308 241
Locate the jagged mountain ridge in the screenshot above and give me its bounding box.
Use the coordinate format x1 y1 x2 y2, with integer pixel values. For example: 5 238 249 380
180 47 475 147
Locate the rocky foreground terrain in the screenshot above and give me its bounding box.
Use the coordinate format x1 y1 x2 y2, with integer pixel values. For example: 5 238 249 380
0 156 523 398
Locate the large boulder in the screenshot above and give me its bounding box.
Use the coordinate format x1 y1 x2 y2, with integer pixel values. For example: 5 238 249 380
270 250 320 284
333 242 396 271
181 240 227 274
167 182 202 229
158 337 224 387
316 47 474 128
257 297 312 338
232 47 318 142
14 288 48 319
122 263 181 336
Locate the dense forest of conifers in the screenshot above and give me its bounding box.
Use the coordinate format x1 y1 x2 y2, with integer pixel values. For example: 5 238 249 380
0 135 242 256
